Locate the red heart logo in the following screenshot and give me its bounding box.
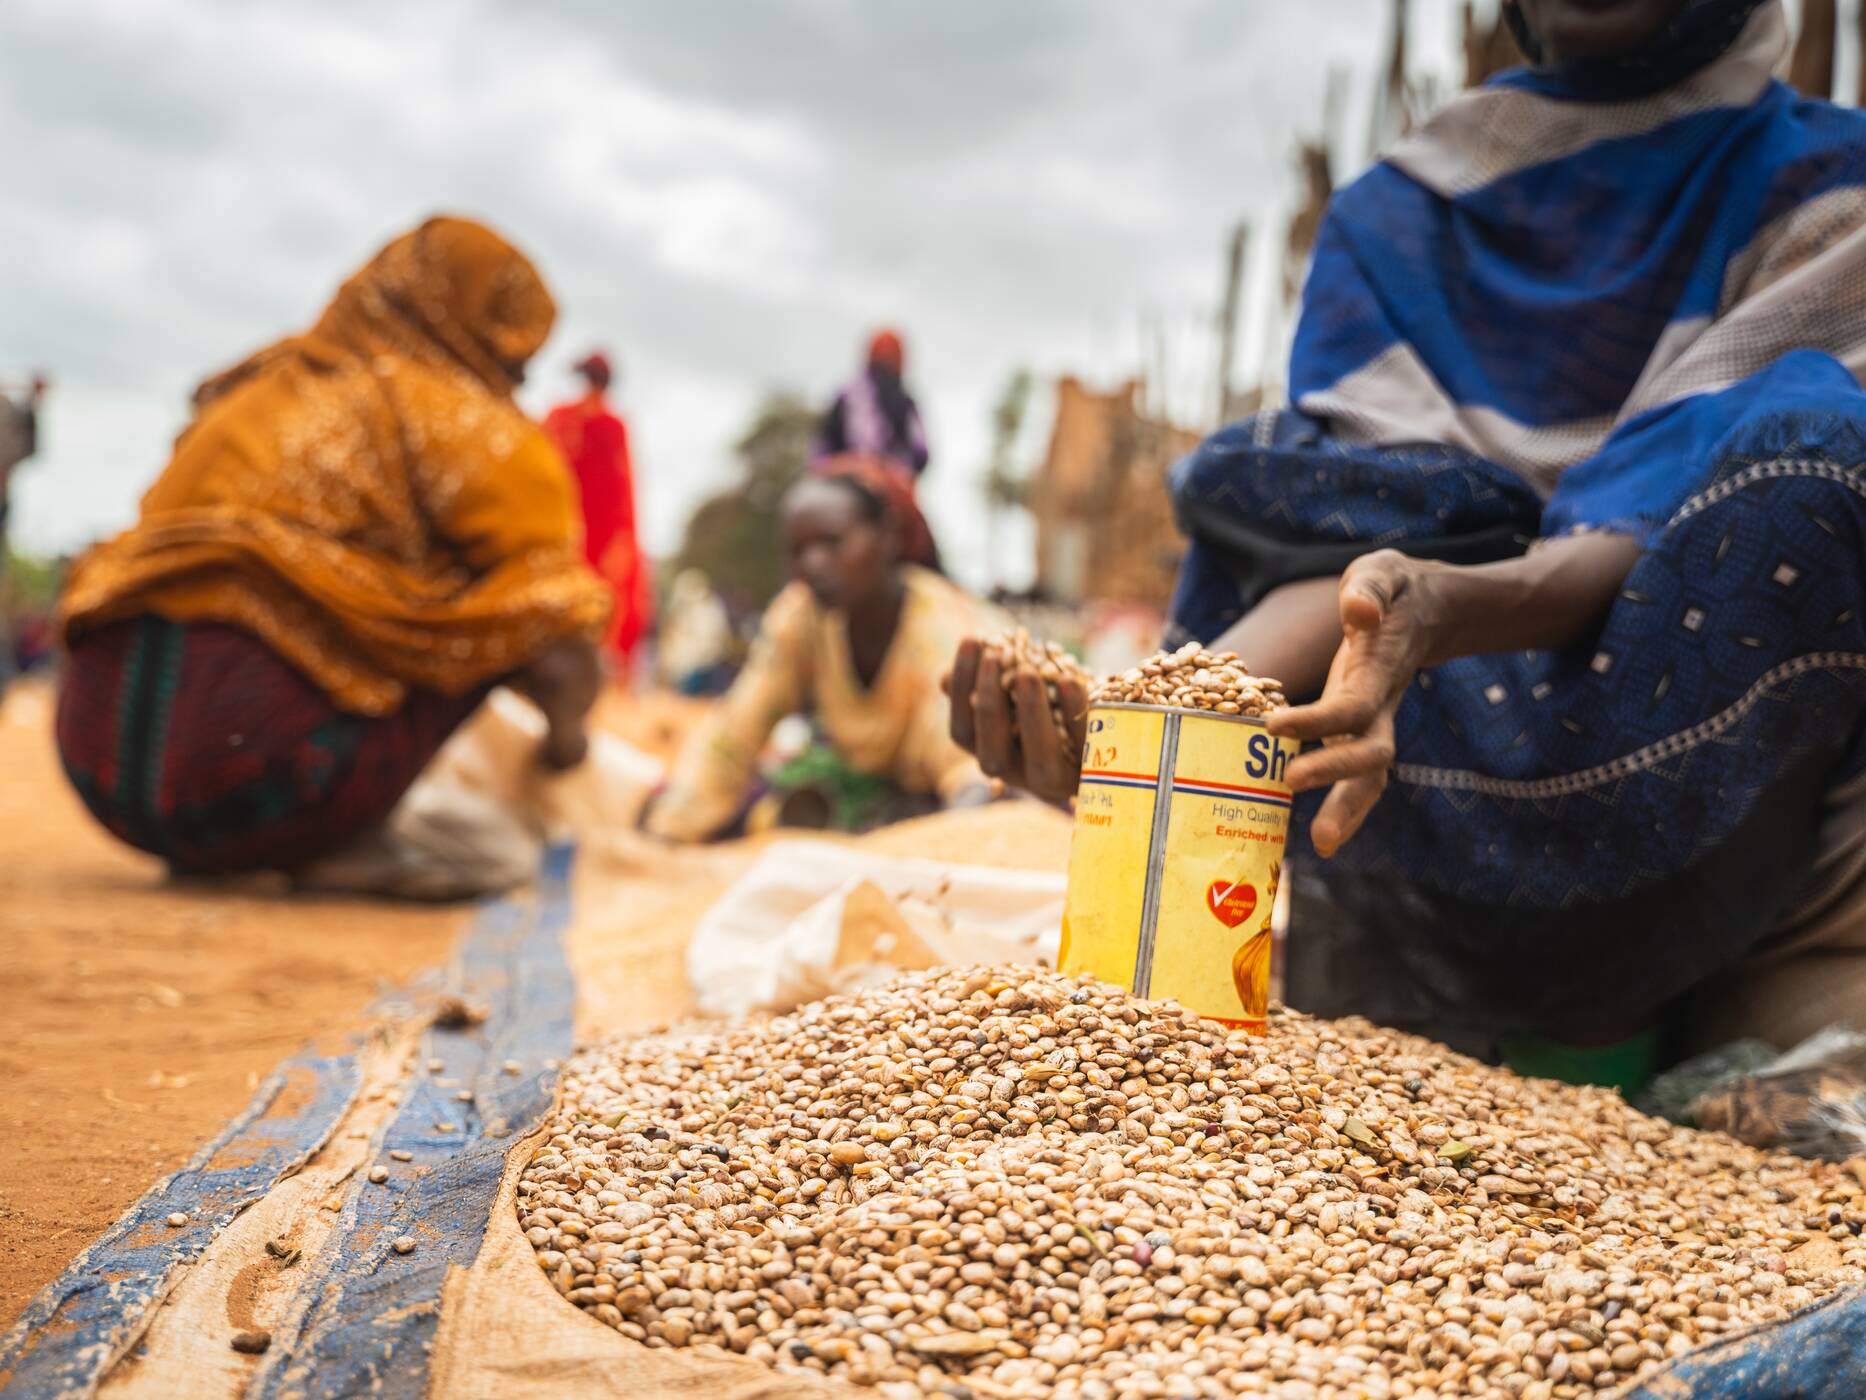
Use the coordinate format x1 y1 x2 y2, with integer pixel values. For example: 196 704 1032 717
1206 880 1257 929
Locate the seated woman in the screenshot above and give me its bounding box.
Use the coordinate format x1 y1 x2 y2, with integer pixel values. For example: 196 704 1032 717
645 459 996 841
57 216 611 895
955 0 1866 1074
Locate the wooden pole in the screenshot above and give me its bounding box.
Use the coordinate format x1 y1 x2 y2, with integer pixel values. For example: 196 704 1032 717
1368 0 1411 154
1463 0 1521 88
1215 222 1249 425
1790 0 1837 98
1859 0 1866 106
1151 315 1169 427
1323 66 1347 161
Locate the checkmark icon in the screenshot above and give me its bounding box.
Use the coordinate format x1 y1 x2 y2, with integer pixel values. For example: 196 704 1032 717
1205 879 1257 928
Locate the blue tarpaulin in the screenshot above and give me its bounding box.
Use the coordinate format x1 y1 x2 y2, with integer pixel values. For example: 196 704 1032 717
1625 1284 1866 1399
0 846 576 1400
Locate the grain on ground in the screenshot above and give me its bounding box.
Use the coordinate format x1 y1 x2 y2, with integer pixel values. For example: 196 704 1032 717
520 966 1866 1399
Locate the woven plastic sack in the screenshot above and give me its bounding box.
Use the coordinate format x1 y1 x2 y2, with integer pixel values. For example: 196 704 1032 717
684 839 1064 1019
1694 1026 1866 1160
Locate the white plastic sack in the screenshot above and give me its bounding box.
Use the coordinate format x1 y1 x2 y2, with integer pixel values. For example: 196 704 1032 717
299 690 668 901
425 688 666 840
686 839 1066 1019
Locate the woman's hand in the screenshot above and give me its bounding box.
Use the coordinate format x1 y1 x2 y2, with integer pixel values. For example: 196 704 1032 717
1263 534 1641 856
539 721 590 772
1266 551 1439 857
515 637 602 773
944 638 1089 806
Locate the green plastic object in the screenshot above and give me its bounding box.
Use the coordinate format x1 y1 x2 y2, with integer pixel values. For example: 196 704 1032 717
765 743 899 832
1500 1027 1664 1096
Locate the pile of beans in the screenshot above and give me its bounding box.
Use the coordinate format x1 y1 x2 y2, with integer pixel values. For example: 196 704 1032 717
519 968 1865 1399
983 630 1092 734
1093 644 1288 716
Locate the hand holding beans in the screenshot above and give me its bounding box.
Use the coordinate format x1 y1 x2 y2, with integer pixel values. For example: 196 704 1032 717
944 632 1091 806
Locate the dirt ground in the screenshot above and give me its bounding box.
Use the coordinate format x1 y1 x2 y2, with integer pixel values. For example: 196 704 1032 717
0 684 471 1327
0 683 717 1329
0 679 1072 1337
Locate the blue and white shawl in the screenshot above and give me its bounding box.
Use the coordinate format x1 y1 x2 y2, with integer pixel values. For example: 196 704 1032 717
1294 0 1866 541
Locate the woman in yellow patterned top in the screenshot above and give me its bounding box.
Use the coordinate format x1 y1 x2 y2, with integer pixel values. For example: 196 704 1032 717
645 459 998 841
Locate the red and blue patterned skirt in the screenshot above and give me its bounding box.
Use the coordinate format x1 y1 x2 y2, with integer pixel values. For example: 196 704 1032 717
56 617 484 874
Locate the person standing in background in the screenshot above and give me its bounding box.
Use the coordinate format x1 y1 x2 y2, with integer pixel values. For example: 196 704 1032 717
814 329 929 482
544 351 653 680
0 373 49 697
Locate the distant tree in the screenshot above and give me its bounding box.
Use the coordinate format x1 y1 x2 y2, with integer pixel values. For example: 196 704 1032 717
670 393 817 614
2 549 60 613
983 369 1033 588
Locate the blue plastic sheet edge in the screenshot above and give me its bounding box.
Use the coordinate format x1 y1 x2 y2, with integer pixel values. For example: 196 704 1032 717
0 1050 363 1398
1624 1282 1866 1399
250 842 576 1400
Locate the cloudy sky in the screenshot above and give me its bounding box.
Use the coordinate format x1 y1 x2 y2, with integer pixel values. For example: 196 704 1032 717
0 0 1478 589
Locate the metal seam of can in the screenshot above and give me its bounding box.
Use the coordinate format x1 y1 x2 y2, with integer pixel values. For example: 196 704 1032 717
1130 710 1180 998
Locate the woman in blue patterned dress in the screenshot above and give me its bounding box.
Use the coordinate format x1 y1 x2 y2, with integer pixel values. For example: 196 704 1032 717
952 0 1866 1070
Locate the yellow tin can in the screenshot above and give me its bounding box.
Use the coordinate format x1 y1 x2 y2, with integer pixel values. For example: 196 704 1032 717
1058 703 1298 1032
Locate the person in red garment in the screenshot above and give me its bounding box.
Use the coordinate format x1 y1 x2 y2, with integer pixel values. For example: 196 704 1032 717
544 352 652 677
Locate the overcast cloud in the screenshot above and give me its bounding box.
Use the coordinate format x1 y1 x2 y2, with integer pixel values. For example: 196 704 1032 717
0 0 1474 588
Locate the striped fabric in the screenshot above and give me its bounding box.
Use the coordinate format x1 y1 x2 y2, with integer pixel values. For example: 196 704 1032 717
1294 0 1866 533
56 617 484 873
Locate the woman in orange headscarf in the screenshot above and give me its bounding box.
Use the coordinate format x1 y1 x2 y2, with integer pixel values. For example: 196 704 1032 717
57 216 611 885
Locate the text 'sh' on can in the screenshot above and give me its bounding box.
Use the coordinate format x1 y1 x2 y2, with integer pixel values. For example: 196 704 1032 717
1059 702 1298 1032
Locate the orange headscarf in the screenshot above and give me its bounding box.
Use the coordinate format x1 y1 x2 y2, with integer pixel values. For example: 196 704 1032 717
60 216 611 715
810 453 940 571
866 329 905 375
